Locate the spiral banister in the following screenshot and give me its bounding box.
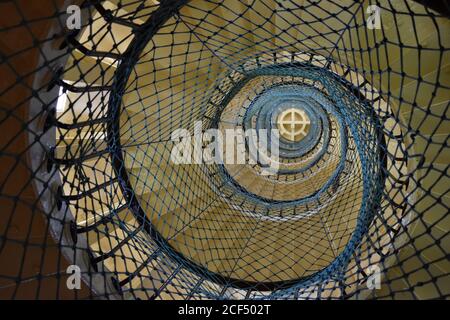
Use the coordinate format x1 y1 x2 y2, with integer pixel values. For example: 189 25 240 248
0 0 448 300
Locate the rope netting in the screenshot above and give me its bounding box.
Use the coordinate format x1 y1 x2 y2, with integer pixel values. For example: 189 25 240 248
0 0 448 299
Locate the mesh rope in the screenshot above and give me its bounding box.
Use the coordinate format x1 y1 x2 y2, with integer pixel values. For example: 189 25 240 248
0 0 448 299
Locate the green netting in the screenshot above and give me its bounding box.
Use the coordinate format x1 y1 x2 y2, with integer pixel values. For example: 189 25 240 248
0 0 448 299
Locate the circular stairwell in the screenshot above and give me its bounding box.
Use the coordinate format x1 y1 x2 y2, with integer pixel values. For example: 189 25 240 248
0 0 449 300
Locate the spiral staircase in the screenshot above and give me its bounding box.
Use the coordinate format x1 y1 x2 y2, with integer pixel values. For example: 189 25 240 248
0 0 448 299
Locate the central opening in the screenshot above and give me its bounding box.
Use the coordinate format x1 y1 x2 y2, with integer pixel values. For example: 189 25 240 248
277 108 311 142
